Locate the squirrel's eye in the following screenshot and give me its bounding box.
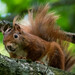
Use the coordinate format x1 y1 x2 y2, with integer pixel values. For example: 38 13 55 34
13 34 19 39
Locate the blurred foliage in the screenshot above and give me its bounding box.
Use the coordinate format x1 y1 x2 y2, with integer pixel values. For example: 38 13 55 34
0 0 75 32
2 0 31 13
0 33 9 56
1 0 59 13
0 0 75 73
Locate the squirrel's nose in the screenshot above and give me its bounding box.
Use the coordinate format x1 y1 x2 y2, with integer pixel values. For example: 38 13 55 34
7 45 12 50
6 45 15 52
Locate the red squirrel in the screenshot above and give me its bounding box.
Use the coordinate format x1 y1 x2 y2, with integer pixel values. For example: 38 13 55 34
1 4 75 71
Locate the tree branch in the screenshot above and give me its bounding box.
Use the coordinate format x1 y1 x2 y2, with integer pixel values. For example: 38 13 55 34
64 32 75 43
0 54 74 75
51 0 75 7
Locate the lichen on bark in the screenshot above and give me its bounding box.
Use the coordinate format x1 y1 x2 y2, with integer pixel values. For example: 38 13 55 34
0 54 74 75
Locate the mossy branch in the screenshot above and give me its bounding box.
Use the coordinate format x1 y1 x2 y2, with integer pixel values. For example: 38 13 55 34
0 54 74 75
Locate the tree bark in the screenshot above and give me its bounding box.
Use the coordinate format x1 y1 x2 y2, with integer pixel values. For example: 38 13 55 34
64 32 75 43
0 54 74 75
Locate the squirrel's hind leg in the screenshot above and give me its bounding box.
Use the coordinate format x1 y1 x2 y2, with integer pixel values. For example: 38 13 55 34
48 42 65 70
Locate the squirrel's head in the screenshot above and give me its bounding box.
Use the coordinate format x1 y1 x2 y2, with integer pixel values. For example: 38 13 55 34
2 23 28 53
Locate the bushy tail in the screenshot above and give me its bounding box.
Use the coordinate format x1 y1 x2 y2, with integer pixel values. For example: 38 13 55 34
59 41 75 71
28 5 75 71
28 4 71 42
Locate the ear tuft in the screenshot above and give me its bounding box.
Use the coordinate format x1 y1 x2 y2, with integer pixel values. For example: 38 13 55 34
14 24 21 31
1 25 10 35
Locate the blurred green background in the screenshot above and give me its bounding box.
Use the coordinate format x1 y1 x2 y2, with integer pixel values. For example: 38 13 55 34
0 0 75 73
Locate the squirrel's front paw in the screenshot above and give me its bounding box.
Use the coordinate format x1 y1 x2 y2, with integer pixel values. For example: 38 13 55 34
35 61 44 65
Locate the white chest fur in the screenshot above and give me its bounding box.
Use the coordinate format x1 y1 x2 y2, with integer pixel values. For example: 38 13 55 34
15 48 27 57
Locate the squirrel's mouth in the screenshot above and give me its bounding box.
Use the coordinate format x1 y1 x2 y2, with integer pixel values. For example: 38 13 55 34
5 43 18 52
6 46 16 52
7 48 16 52
10 48 16 51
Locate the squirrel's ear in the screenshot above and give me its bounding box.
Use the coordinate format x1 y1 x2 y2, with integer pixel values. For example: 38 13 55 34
14 24 21 32
13 16 21 31
1 27 5 35
1 25 10 35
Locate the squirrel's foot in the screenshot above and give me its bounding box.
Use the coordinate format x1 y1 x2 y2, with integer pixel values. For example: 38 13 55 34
35 61 44 65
